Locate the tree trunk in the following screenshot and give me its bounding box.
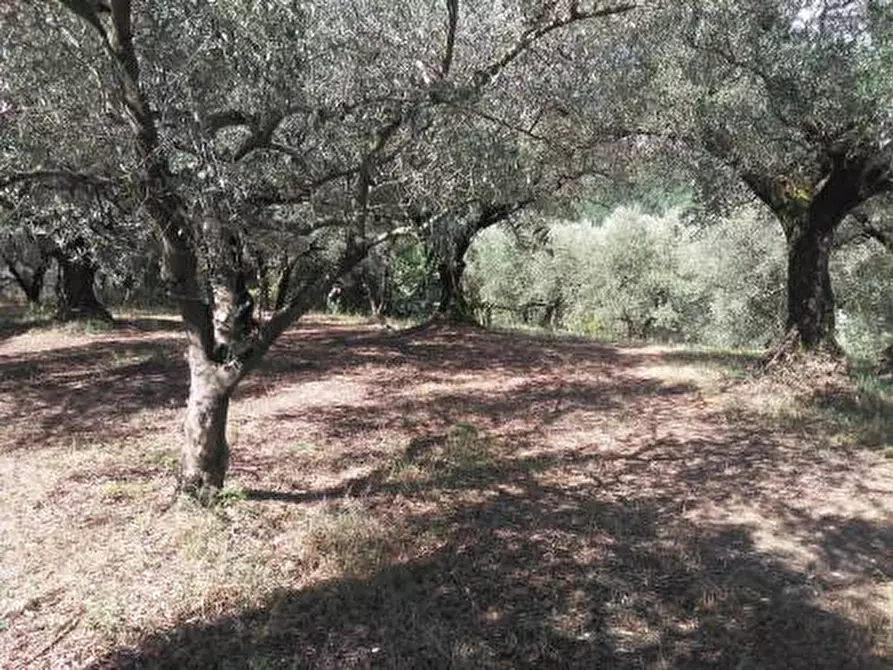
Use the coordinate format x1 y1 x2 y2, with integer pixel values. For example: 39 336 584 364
436 235 474 322
783 214 839 351
273 254 297 312
54 246 113 322
6 261 46 305
877 342 893 376
253 249 271 311
180 347 234 502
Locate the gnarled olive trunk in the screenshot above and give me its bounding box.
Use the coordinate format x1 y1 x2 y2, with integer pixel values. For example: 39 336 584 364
785 223 837 350
180 347 235 501
54 246 113 322
436 234 474 322
740 144 892 354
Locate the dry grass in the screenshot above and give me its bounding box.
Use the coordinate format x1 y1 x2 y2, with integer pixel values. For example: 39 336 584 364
1 312 891 669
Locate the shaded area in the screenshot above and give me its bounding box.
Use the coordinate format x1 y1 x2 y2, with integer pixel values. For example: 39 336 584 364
243 321 637 393
0 317 645 449
0 334 187 450
0 304 50 341
2 317 890 668
94 455 891 669
812 382 893 448
245 423 862 514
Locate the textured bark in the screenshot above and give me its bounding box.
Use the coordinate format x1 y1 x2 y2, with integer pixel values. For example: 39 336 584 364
435 229 476 323
742 151 890 352
434 201 533 323
437 258 472 322
180 347 234 502
6 260 46 305
273 254 298 312
785 223 837 350
879 343 893 376
98 1 234 499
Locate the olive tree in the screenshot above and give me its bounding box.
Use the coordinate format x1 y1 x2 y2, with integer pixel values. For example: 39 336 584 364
650 1 892 351
3 0 635 500
0 173 127 321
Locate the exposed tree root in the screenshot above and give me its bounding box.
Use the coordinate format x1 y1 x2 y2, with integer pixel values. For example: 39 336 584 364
756 329 851 401
762 328 845 371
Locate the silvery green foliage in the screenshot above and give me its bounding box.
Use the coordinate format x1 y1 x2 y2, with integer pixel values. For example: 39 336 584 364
651 1 891 187
680 208 787 347
467 203 791 347
3 0 637 308
833 238 893 359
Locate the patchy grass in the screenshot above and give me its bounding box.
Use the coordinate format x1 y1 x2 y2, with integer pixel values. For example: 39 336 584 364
386 423 498 489
820 373 893 449
719 354 893 452
0 315 891 668
297 501 405 578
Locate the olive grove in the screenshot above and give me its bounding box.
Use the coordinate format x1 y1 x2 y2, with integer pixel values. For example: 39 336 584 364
1 0 636 498
2 0 891 500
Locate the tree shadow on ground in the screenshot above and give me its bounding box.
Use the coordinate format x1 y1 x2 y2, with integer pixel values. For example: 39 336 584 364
5 318 890 667
0 304 49 341
94 455 890 669
0 306 184 342
244 419 859 512
241 321 639 395
0 318 647 450
0 335 187 450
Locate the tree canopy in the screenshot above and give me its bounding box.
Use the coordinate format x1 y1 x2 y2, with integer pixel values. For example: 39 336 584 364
1 0 890 497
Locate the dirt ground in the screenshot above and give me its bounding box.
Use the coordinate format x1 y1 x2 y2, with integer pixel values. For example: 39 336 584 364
1 313 891 669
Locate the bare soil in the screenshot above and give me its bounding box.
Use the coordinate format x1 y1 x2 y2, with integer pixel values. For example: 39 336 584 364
1 314 891 669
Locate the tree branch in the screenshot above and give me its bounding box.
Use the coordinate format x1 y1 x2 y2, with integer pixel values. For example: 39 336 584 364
442 0 459 76
64 0 220 362
472 2 637 89
0 169 114 191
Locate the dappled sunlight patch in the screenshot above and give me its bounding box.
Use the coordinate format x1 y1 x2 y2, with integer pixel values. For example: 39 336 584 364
403 372 533 398
246 376 373 411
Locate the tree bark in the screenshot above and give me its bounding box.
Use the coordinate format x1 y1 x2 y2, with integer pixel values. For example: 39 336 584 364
742 157 886 353
436 234 474 322
879 342 893 376
53 245 113 322
433 200 533 323
784 222 837 350
253 249 270 311
180 346 236 502
6 260 46 305
273 254 298 312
